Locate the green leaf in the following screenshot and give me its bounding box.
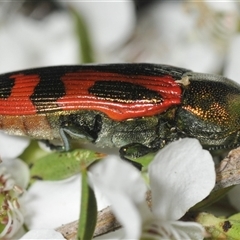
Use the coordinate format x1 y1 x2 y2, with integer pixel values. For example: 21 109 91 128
30 149 105 183
135 153 155 169
77 168 97 240
197 212 240 239
20 140 49 165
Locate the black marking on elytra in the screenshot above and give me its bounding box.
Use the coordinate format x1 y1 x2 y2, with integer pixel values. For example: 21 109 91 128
91 63 191 80
30 69 66 112
0 75 15 99
89 80 163 103
0 63 189 106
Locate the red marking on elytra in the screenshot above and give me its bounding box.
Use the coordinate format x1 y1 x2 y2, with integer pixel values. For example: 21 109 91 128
57 71 182 121
0 74 40 115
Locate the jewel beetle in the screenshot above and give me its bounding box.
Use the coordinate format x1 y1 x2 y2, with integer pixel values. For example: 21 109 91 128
0 63 240 159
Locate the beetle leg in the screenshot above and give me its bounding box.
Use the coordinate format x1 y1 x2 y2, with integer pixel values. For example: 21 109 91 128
119 143 154 159
59 125 95 151
119 143 158 170
40 140 65 151
41 125 95 151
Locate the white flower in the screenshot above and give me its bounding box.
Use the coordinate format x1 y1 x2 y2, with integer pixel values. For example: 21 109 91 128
23 175 81 230
0 131 30 160
0 132 30 238
0 132 84 238
90 138 216 240
0 166 25 239
20 229 65 239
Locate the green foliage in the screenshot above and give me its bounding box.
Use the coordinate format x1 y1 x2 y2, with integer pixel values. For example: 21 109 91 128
77 168 97 240
197 212 240 239
29 148 105 183
20 140 49 165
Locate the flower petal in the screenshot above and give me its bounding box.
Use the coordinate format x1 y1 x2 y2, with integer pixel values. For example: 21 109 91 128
22 175 81 229
0 132 30 159
170 221 205 240
20 229 65 239
149 138 215 220
2 158 30 189
89 155 147 205
89 155 151 239
142 220 204 240
170 221 204 240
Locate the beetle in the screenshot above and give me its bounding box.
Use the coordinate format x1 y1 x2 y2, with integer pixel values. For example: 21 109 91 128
0 63 240 160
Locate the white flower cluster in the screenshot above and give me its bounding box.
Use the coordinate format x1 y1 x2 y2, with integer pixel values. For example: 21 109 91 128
0 1 238 239
90 138 215 240
0 166 24 239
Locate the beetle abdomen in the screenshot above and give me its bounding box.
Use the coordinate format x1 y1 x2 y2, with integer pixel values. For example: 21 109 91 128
0 114 56 139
